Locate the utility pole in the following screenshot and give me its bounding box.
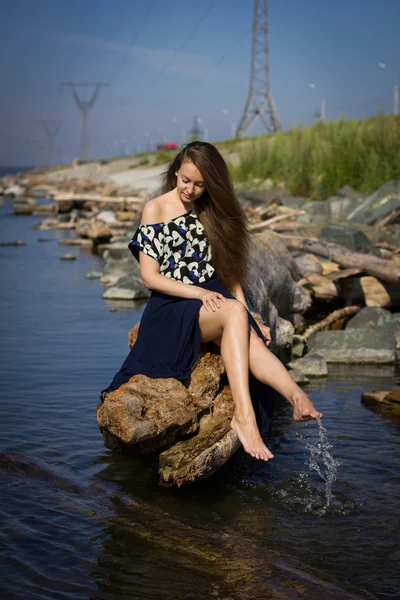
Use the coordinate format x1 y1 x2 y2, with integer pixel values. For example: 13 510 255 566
61 82 109 161
237 0 281 137
38 120 63 166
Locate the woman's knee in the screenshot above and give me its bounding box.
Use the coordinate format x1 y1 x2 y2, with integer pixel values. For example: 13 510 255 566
224 299 248 323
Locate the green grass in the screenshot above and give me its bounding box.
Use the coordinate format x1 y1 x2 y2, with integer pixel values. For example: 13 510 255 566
229 115 400 199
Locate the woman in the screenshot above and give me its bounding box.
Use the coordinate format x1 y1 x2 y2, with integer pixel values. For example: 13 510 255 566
102 141 322 461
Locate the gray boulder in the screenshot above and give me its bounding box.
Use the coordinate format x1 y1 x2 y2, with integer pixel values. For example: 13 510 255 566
288 353 328 377
327 196 359 220
298 200 331 223
101 257 141 286
102 275 150 300
247 241 311 318
346 306 393 330
393 314 400 349
308 328 396 363
319 224 375 254
98 240 131 260
289 368 310 385
347 181 400 226
256 230 302 281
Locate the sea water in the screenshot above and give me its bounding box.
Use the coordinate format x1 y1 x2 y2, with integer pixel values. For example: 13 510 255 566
299 417 342 515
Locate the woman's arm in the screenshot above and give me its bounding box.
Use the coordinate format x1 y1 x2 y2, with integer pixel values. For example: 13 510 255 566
139 252 206 299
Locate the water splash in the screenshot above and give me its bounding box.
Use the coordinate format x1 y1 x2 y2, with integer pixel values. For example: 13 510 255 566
297 417 341 515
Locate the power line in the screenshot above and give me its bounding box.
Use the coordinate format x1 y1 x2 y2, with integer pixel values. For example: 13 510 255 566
119 0 215 108
107 0 158 85
136 27 252 113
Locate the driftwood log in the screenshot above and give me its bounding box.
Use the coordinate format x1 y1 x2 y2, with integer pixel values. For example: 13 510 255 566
293 305 361 343
97 329 242 486
279 235 400 284
249 209 305 232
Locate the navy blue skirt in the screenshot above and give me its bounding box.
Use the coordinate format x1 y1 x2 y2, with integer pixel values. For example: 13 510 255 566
102 277 274 437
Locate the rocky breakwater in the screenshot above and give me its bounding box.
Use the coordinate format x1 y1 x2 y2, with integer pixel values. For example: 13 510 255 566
4 167 400 480
241 181 399 388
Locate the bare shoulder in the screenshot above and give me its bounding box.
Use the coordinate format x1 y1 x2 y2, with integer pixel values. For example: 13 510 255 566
141 191 173 225
141 197 163 225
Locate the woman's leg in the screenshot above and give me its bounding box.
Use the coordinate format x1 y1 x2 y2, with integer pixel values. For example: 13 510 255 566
248 330 322 421
198 299 274 461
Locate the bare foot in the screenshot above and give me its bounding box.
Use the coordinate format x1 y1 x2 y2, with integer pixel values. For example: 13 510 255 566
231 415 274 461
292 392 323 422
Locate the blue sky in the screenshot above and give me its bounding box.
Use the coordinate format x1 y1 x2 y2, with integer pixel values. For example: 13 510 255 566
1 0 399 166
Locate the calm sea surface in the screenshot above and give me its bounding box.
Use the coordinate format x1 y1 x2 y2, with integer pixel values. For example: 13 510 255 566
0 188 399 599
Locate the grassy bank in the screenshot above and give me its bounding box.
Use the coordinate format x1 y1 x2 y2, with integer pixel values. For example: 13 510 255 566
229 115 400 199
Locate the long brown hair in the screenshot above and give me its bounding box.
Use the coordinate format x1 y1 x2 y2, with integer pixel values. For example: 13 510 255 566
162 141 250 291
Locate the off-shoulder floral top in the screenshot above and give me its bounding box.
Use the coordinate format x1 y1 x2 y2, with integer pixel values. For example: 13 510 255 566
128 209 216 285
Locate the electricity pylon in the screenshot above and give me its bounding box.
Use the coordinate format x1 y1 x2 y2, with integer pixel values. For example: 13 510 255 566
61 82 109 161
188 116 203 142
237 0 281 137
26 140 49 170
38 120 63 166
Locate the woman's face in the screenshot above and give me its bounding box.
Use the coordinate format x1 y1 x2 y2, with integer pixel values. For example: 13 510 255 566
176 160 205 204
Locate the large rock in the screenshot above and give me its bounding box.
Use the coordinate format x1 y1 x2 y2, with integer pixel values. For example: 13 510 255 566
288 353 328 377
319 224 375 254
385 387 400 403
393 314 400 349
347 180 400 226
346 306 393 329
102 275 150 300
288 368 310 385
247 241 311 319
298 199 331 223
361 387 400 407
308 328 396 363
256 230 302 281
75 218 112 243
101 257 141 286
98 240 131 260
327 195 359 220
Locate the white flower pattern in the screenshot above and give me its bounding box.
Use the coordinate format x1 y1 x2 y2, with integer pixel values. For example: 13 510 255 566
128 210 215 284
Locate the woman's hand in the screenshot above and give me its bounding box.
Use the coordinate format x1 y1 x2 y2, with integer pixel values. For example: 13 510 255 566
199 291 226 312
259 324 272 346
